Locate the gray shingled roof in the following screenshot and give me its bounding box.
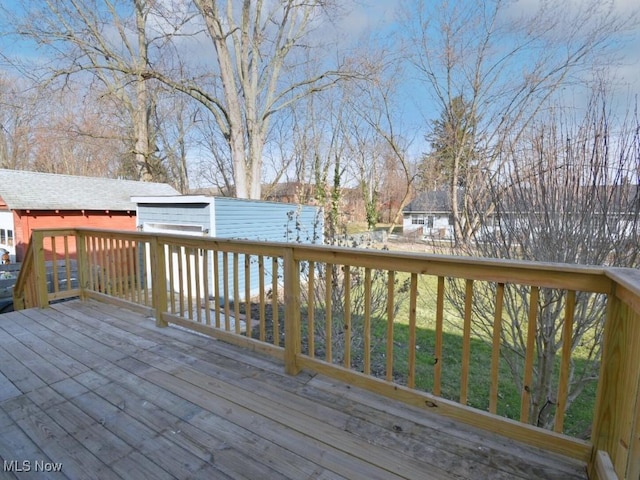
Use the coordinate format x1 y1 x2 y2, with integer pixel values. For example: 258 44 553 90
403 189 454 213
0 169 179 211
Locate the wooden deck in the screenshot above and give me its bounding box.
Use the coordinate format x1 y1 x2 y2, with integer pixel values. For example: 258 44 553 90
0 299 588 480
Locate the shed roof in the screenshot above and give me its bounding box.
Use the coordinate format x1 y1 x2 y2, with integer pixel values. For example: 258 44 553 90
0 169 179 211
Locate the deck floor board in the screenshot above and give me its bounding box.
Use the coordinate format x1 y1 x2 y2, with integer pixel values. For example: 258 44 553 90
0 299 588 480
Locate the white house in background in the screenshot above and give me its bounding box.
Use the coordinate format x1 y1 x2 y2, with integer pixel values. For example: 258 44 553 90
0 211 15 260
403 184 640 242
402 190 455 239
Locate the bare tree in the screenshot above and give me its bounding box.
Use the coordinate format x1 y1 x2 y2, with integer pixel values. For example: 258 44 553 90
447 86 640 433
151 90 200 193
349 123 383 230
379 149 412 224
345 49 416 233
284 88 346 207
29 85 127 176
141 0 348 199
0 75 37 170
6 0 180 181
406 0 638 246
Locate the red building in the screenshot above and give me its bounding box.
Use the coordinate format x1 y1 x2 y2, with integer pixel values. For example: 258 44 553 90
0 169 179 261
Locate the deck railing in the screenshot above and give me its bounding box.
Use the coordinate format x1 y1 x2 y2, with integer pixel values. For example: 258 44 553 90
13 228 640 480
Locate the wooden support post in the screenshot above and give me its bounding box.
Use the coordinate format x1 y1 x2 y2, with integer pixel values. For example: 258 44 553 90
284 248 301 375
32 231 49 308
150 237 168 328
590 280 640 480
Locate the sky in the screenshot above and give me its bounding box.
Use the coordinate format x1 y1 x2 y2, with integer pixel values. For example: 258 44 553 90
1 0 639 170
3 1 638 111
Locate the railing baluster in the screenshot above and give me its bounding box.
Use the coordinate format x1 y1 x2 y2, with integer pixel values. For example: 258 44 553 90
259 255 265 340
186 247 194 320
234 253 241 334
111 238 118 296
115 238 124 297
105 237 114 296
112 237 118 295
89 236 97 291
95 236 101 292
112 237 119 296
489 283 505 414
213 250 220 328
178 246 185 316
64 236 71 293
307 261 315 358
99 236 105 294
344 265 351 369
134 240 142 304
363 268 371 375
121 239 127 297
120 238 126 297
554 289 575 433
203 249 211 326
408 273 418 389
521 285 539 423
124 239 131 299
272 257 279 346
141 241 150 306
194 247 202 323
168 245 176 314
244 254 251 338
460 279 474 405
224 253 230 330
28 273 36 308
325 263 333 363
125 240 134 302
51 236 59 294
434 276 444 396
386 270 395 382
77 231 91 301
233 252 240 335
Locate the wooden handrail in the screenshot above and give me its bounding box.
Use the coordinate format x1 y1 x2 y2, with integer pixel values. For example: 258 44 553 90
12 227 640 479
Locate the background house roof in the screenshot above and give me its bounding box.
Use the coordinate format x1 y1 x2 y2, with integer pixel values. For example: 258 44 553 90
403 189 453 213
0 169 179 211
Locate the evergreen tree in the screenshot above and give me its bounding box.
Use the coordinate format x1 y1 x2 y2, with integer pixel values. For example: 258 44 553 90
423 95 478 190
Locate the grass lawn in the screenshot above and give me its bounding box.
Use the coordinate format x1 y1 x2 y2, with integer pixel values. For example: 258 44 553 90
380 274 598 438
298 270 598 439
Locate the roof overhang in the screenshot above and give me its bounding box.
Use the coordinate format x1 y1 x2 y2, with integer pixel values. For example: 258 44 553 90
131 195 212 205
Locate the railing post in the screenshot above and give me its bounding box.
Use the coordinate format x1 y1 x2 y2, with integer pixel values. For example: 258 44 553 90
32 231 49 308
76 230 88 300
590 281 640 479
150 236 168 327
284 247 301 375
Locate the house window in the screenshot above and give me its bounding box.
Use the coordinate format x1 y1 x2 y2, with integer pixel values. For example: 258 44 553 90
7 230 13 246
0 229 4 244
411 215 425 225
